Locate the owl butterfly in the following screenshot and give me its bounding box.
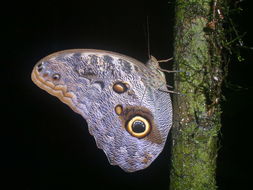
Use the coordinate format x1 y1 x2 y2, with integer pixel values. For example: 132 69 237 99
31 49 172 172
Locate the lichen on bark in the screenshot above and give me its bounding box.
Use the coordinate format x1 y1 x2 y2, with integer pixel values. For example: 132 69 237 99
169 0 225 189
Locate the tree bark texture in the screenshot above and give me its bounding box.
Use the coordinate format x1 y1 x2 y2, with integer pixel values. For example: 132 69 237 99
170 0 225 189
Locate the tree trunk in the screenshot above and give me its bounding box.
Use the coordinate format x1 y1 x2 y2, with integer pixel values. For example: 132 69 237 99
170 0 225 189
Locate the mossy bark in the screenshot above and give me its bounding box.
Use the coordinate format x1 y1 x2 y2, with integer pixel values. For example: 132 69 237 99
170 0 225 189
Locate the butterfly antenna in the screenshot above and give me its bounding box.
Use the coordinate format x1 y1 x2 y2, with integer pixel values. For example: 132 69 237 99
146 16 151 59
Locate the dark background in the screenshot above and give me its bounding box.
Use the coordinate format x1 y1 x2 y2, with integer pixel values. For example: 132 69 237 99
2 0 252 189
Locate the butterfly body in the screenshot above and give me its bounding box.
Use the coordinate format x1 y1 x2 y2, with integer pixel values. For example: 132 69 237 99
32 49 172 172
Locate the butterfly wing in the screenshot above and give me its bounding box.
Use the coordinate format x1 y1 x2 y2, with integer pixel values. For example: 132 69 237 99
31 49 172 172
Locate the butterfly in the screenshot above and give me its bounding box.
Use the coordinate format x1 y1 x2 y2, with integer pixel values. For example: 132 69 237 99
31 49 173 172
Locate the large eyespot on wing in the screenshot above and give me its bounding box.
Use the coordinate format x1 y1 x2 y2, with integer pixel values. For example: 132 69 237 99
126 116 151 138
118 105 163 144
99 105 166 172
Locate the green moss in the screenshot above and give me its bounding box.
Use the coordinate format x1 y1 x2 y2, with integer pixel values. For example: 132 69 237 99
169 0 226 189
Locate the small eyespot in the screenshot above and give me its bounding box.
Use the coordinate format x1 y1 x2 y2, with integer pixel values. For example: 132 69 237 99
113 82 128 93
126 116 151 138
115 105 123 115
52 73 61 80
37 63 44 72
